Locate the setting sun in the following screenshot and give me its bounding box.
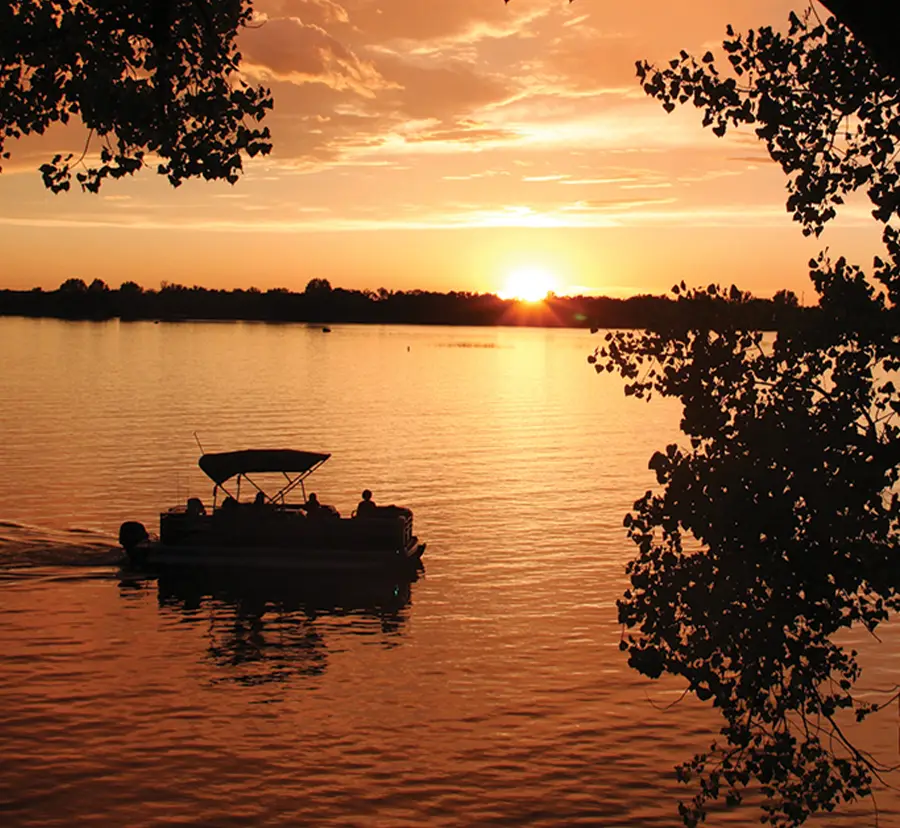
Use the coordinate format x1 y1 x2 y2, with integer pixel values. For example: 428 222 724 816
499 266 558 302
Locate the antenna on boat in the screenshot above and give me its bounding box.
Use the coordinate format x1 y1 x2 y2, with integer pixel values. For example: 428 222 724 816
193 431 205 455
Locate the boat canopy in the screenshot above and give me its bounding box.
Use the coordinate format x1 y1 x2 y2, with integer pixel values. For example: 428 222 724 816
199 449 331 486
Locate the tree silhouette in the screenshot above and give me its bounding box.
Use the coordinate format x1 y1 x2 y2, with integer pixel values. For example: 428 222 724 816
304 278 333 295
0 281 803 329
58 278 87 293
1 1 272 191
595 7 900 826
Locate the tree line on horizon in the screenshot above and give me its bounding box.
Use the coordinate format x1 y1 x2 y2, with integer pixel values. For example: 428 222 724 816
0 276 804 331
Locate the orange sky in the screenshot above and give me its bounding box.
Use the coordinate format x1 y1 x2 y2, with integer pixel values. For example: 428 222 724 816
0 0 884 299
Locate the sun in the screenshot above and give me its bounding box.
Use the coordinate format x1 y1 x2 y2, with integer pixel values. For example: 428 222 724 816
499 267 558 302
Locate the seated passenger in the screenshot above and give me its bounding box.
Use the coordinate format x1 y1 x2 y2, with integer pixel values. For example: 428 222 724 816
254 491 267 507
356 489 377 517
304 492 339 518
186 497 206 516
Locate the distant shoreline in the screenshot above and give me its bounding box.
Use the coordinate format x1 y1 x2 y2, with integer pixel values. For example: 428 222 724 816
0 280 804 331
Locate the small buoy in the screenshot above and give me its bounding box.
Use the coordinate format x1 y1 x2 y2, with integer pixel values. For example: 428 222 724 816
322 326 331 333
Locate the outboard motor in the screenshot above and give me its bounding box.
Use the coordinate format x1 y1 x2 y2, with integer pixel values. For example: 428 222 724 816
119 521 149 563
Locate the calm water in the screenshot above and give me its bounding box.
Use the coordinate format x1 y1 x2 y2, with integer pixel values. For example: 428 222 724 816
1 317 898 826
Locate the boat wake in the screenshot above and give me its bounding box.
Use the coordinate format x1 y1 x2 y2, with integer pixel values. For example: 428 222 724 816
0 520 123 570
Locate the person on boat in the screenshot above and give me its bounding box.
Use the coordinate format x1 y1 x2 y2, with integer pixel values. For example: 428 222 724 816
254 491 267 507
302 492 340 518
356 489 377 517
303 492 322 514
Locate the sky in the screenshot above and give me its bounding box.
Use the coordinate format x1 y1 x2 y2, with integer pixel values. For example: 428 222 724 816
0 0 885 300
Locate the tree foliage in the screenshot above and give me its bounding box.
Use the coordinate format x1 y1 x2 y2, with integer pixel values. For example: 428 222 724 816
594 6 900 826
304 277 334 296
635 9 900 240
1 1 272 191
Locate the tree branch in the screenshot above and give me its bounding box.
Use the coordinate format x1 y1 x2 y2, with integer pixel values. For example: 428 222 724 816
815 0 900 83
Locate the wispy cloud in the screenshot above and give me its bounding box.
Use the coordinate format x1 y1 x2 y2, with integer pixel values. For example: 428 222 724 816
241 17 393 97
523 174 570 182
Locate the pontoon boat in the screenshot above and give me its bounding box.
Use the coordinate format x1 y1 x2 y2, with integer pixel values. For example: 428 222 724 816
119 449 425 572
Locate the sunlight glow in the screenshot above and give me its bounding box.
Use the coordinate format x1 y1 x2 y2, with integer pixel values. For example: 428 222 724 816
499 266 559 302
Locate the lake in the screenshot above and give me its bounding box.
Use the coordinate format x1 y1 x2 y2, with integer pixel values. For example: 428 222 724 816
1 317 898 826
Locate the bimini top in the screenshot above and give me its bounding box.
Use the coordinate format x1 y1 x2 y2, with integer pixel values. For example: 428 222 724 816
199 449 331 485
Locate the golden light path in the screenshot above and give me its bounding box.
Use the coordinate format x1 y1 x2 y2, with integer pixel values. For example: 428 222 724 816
498 266 559 302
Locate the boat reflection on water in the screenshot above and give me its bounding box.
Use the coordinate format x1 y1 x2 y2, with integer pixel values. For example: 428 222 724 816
119 566 416 685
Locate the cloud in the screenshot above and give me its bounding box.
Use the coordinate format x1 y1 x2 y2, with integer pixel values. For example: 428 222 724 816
442 170 511 181
565 197 677 211
561 177 640 185
339 0 551 49
256 0 350 27
406 122 519 145
372 57 517 121
240 17 392 97
523 174 570 182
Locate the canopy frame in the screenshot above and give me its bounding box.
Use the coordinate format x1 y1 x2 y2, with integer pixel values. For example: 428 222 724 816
199 449 330 508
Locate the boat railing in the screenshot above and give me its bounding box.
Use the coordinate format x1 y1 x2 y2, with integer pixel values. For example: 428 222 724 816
161 497 415 549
